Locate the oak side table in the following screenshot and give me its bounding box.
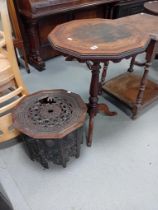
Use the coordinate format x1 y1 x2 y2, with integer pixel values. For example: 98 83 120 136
48 17 158 146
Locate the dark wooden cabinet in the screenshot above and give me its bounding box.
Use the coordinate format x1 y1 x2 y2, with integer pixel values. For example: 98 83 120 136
112 0 149 18
14 0 118 70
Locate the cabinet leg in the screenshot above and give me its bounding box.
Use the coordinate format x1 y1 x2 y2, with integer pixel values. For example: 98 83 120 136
26 20 45 71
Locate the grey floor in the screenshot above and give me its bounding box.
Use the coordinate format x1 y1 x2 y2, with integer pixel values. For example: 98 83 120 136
0 55 158 210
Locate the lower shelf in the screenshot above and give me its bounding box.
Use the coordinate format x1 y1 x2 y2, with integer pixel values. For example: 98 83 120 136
102 72 158 117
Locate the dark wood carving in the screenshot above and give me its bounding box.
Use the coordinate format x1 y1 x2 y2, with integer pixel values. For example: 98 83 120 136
12 90 87 168
23 126 83 168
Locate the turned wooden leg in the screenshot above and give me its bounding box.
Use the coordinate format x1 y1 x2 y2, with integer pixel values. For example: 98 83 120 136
132 38 157 119
128 55 136 72
99 61 109 95
87 111 95 147
87 61 117 146
101 61 109 85
132 61 151 119
87 62 101 146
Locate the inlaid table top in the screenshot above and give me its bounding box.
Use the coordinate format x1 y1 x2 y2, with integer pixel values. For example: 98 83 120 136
144 1 158 15
48 14 158 60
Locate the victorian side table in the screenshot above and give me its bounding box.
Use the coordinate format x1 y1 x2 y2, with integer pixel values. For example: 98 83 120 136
12 90 87 168
48 18 157 146
102 14 158 119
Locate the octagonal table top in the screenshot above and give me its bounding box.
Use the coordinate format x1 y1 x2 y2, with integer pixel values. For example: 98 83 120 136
12 90 87 139
48 15 158 60
144 1 158 15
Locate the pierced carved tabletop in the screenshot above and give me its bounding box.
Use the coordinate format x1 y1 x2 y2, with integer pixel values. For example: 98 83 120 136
48 15 158 146
13 90 87 168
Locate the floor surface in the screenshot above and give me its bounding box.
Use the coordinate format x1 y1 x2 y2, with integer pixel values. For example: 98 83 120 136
0 56 158 210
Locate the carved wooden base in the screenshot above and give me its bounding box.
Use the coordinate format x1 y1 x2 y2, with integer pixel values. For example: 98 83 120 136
23 126 83 169
102 72 158 118
29 55 45 71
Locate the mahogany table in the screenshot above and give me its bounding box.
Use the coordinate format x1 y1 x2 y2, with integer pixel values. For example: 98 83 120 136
48 15 158 146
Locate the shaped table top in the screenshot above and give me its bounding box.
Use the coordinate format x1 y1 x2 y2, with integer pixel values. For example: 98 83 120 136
48 13 158 60
144 1 158 15
13 90 87 139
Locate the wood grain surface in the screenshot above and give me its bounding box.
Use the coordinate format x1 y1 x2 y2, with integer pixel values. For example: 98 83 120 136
49 14 158 60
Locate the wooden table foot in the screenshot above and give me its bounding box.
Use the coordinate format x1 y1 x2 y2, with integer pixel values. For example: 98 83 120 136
87 112 95 147
97 103 117 116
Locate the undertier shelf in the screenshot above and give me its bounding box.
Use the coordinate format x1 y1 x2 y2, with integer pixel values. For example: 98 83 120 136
102 72 158 116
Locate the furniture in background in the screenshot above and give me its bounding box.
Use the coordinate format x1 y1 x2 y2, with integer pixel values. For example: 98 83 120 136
13 0 119 71
12 0 152 71
127 9 158 73
128 2 158 73
144 1 158 15
8 0 30 73
144 1 158 58
13 90 87 168
112 0 149 18
0 0 28 143
49 15 158 146
102 14 158 119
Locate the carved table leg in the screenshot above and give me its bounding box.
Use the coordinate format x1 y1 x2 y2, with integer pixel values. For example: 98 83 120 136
21 44 30 73
101 61 109 85
132 38 157 119
99 61 109 95
132 62 151 119
75 127 82 158
87 62 100 146
26 20 45 71
128 55 136 72
87 62 116 146
59 140 67 168
36 140 49 169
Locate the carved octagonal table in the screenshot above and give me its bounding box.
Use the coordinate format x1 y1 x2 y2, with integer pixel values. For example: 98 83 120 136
48 16 158 146
12 90 87 168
